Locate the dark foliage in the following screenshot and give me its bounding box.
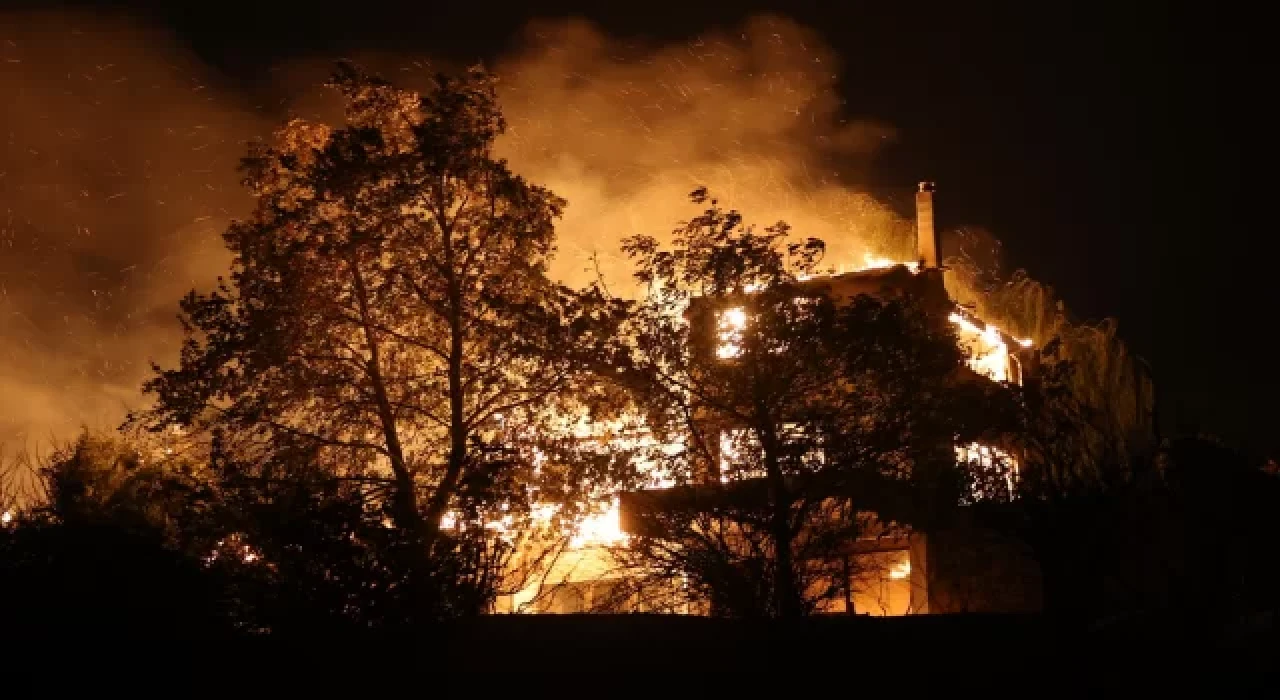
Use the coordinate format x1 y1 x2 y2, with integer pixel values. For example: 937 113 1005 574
0 435 227 638
604 191 1020 617
133 64 615 621
1009 436 1280 625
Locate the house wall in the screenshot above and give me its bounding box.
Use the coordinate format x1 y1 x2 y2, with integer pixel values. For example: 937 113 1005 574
511 264 1039 616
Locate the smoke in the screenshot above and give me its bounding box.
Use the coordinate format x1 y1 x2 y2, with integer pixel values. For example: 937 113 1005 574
491 17 909 289
0 11 267 446
0 11 912 448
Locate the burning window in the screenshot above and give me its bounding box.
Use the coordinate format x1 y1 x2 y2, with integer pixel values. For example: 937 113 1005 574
718 424 823 482
814 548 917 617
719 428 764 481
715 298 818 360
569 498 628 549
955 442 1018 500
949 312 1031 384
853 549 915 616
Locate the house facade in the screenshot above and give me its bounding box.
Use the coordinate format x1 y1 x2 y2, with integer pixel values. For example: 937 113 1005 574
495 183 1043 615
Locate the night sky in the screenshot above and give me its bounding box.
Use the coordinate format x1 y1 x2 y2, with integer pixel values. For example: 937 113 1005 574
11 1 1271 457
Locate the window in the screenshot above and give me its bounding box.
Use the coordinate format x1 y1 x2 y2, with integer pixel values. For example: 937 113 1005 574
850 549 915 616
719 428 764 481
955 442 1018 501
718 424 823 482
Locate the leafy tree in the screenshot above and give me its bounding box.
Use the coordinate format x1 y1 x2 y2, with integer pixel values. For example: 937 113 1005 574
0 433 226 637
199 439 430 632
1005 417 1280 624
607 190 1016 617
140 64 608 618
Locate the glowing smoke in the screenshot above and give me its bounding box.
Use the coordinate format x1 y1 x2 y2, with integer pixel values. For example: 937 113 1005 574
0 11 914 448
491 17 911 289
0 11 267 446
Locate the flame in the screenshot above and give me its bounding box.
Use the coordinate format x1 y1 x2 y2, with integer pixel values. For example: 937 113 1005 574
570 498 628 548
719 428 765 482
857 253 919 273
716 257 930 359
440 510 459 531
1 511 12 525
486 257 1036 607
437 465 636 550
461 414 678 551
716 307 747 359
204 534 263 565
955 442 1018 497
888 558 912 580
947 311 1029 383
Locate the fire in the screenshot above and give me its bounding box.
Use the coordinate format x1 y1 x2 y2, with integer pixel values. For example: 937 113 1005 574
718 255 917 360
857 253 919 273
888 558 912 580
719 428 764 481
558 420 678 547
719 269 1032 381
955 442 1013 468
570 498 628 548
947 311 1032 383
955 442 1018 497
716 307 747 359
1 511 12 525
204 534 264 565
498 254 1036 610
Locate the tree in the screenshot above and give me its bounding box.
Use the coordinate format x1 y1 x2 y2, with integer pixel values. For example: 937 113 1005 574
607 190 1015 617
140 64 608 618
0 433 227 638
946 229 1157 480
1006 409 1280 624
199 439 435 633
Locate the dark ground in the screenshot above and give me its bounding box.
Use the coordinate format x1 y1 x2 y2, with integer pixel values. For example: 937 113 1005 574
173 613 1280 678
2 611 1272 688
436 613 1275 675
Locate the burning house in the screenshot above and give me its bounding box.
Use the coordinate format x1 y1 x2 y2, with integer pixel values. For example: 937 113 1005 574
494 183 1044 616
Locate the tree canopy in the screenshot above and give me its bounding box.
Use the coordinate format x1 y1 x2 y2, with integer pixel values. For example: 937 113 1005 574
140 64 611 617
605 190 1018 617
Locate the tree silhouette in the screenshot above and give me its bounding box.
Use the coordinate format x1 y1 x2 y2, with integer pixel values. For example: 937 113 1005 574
140 64 605 617
0 434 225 637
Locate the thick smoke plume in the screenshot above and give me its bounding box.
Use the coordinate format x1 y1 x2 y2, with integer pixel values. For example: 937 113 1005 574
491 17 910 288
0 11 912 449
0 11 265 446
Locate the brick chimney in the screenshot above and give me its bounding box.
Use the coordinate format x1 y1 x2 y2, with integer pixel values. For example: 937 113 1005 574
916 181 940 268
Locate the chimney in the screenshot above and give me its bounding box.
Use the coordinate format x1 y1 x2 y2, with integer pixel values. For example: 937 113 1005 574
916 181 940 268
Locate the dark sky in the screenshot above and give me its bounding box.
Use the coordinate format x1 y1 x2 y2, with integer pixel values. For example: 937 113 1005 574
26 1 1274 457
